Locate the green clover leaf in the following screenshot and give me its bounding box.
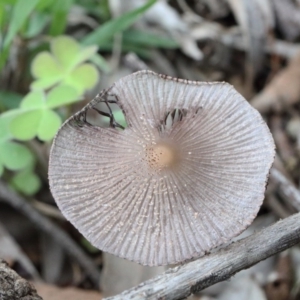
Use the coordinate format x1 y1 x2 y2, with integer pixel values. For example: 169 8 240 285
10 86 79 141
51 35 81 69
51 35 98 69
0 114 34 177
37 109 61 141
20 90 46 109
30 35 99 95
64 63 99 95
0 164 3 177
46 84 79 109
0 113 12 142
0 112 40 194
0 109 24 140
30 52 63 90
10 110 44 140
0 140 34 171
11 168 41 196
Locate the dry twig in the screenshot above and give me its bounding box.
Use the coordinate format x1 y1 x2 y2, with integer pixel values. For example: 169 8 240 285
0 181 101 287
270 168 300 212
108 212 300 300
107 167 300 299
271 116 297 170
266 194 290 219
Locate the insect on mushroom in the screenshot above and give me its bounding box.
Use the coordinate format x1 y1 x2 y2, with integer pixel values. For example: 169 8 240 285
49 70 275 266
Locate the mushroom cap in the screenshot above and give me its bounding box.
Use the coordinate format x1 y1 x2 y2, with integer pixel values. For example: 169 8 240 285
49 70 275 266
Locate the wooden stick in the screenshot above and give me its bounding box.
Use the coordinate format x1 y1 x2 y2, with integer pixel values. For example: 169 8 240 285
107 212 300 300
0 181 101 287
270 168 300 212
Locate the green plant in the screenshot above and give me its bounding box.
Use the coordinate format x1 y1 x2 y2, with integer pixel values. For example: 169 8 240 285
10 88 77 141
0 113 34 177
0 111 40 195
30 35 99 93
0 0 165 197
0 0 40 69
11 167 41 196
0 35 99 194
10 35 99 142
81 0 156 47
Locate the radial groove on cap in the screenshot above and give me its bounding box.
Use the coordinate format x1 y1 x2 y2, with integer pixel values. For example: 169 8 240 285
49 70 275 266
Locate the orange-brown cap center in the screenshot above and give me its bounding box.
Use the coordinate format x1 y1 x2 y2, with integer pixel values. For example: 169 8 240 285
145 143 178 171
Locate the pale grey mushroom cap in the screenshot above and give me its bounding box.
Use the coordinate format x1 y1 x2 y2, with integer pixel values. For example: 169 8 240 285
49 70 275 266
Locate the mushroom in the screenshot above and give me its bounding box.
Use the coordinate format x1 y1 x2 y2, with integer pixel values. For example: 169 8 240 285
49 70 275 266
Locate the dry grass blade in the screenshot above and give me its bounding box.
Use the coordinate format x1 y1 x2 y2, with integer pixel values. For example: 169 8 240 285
191 22 300 59
271 0 300 41
226 0 268 75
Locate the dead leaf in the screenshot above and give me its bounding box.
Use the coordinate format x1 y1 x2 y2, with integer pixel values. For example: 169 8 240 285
226 0 270 73
265 251 293 300
251 52 300 113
